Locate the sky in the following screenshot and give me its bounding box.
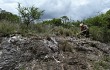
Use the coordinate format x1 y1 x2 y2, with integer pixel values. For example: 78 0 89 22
0 0 110 20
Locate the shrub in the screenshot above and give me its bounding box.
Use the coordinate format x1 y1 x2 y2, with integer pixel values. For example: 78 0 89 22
94 60 110 70
59 41 74 52
52 26 75 36
0 21 18 35
90 26 110 42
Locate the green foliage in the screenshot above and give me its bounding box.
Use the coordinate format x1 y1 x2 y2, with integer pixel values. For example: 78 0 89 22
52 26 75 36
34 23 48 33
90 26 103 41
51 18 62 26
103 55 110 62
43 16 73 29
19 66 25 70
0 11 19 23
80 10 110 42
17 3 44 27
0 21 19 35
94 60 110 70
43 20 52 25
59 41 74 52
89 26 110 42
61 16 69 24
83 10 110 28
72 20 81 27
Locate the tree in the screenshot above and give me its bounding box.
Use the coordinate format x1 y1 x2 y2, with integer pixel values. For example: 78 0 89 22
61 16 69 24
0 10 19 23
51 18 62 26
17 3 44 27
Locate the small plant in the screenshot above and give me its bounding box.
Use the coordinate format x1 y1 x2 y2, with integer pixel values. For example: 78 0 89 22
103 55 110 62
52 26 75 36
0 21 18 35
19 66 25 70
93 60 110 70
59 41 74 52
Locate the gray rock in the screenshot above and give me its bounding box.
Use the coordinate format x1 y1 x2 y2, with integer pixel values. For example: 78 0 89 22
0 35 109 70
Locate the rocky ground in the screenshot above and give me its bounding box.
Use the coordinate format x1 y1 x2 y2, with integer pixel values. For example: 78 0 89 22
0 34 110 70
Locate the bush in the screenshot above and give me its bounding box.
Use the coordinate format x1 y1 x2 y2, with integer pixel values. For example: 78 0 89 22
59 41 74 52
90 26 110 42
0 21 18 35
94 60 110 70
52 26 76 36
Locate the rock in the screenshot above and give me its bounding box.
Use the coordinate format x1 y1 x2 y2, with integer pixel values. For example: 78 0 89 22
0 35 109 70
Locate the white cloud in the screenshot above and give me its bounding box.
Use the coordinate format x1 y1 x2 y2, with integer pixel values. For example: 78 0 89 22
3 0 18 3
101 8 110 13
0 0 110 20
0 3 18 14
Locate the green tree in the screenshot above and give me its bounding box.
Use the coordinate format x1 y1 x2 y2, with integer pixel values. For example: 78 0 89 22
61 16 69 24
17 3 44 27
0 10 19 23
52 18 62 26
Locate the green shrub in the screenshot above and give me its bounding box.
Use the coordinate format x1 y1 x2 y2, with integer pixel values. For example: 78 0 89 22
59 41 74 52
103 55 110 62
90 26 110 42
0 21 18 35
52 26 75 36
94 60 110 70
34 23 47 33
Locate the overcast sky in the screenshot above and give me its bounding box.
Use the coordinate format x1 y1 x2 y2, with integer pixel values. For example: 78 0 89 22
0 0 110 20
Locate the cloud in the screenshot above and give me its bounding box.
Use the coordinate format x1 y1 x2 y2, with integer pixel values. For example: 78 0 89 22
0 0 110 20
38 0 110 20
2 0 18 3
101 8 110 13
